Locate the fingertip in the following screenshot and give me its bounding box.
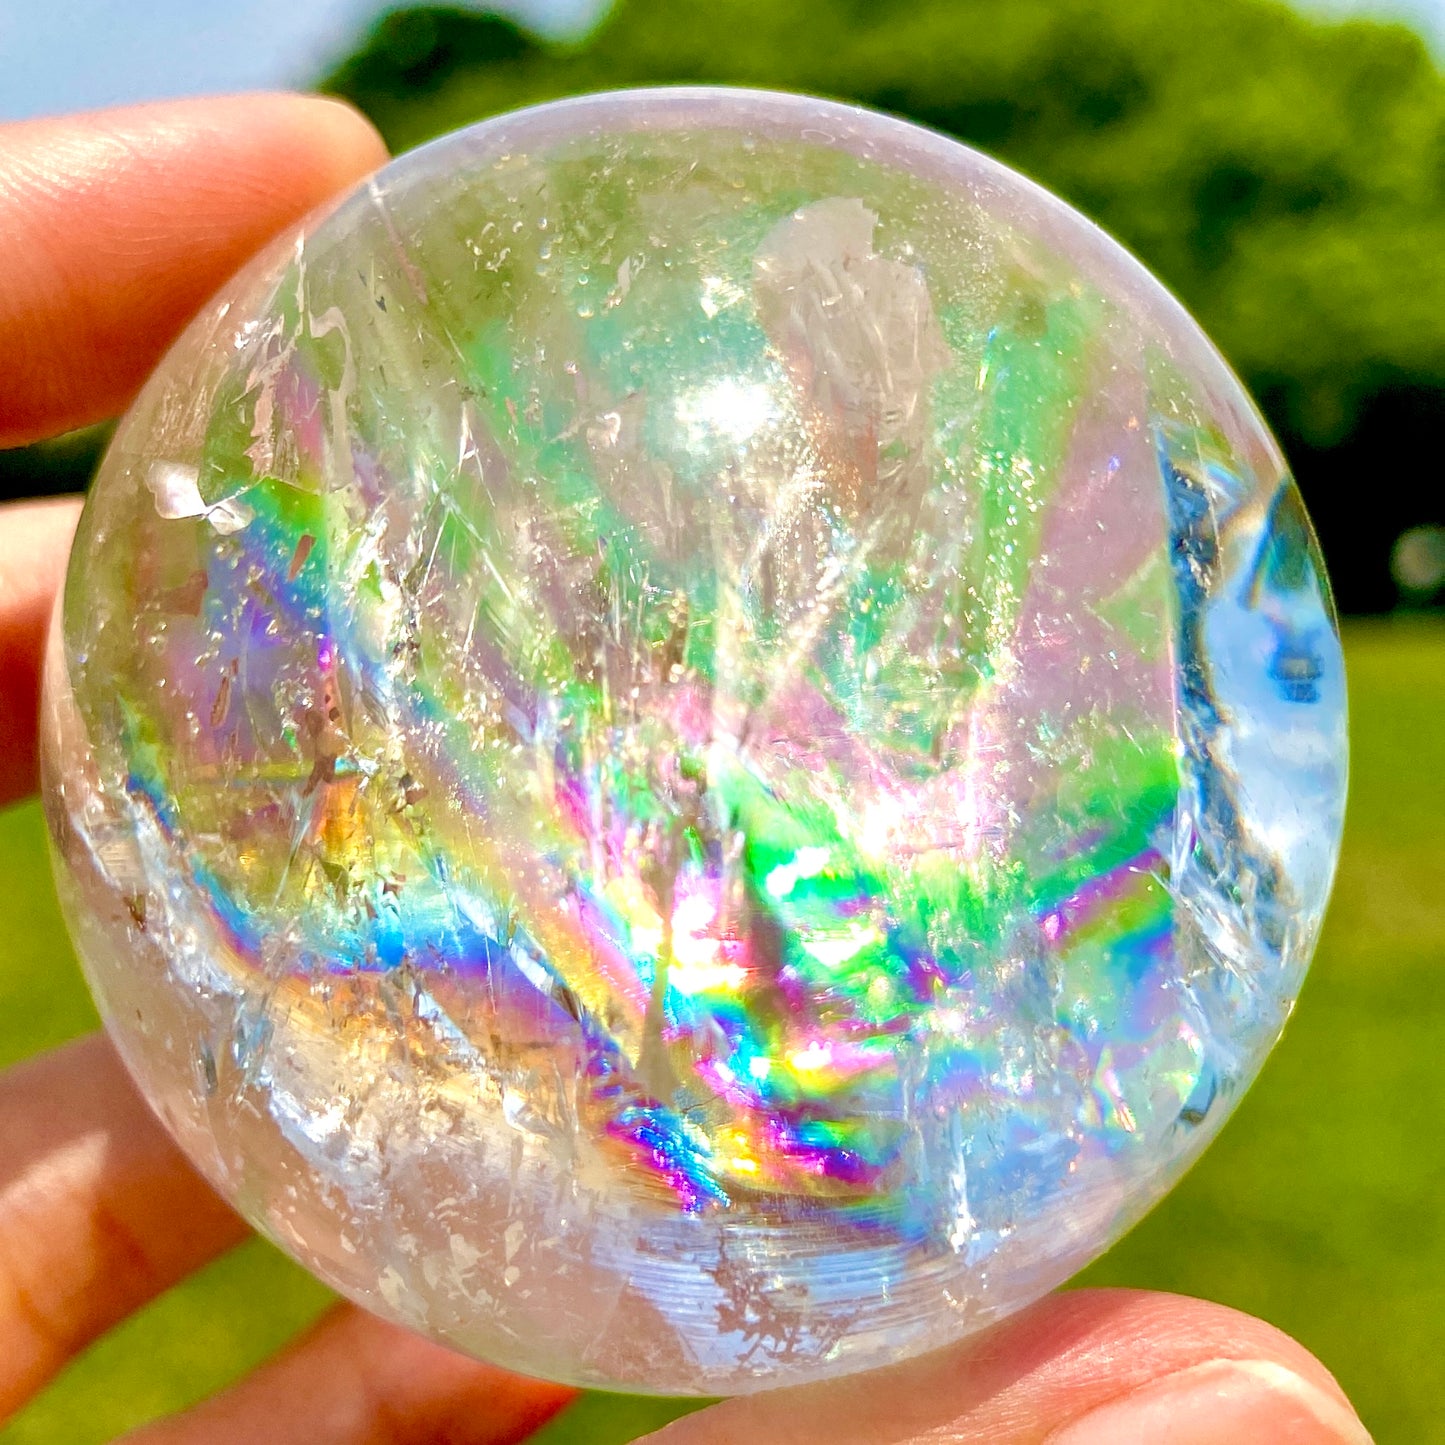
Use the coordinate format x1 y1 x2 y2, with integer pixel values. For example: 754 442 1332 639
639 1288 1366 1445
0 93 391 448
1053 1288 1357 1409
1045 1356 1373 1444
211 91 391 187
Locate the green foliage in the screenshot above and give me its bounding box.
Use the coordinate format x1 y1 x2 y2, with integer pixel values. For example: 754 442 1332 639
4 620 1444 1442
0 424 110 502
324 7 540 101
320 0 1445 613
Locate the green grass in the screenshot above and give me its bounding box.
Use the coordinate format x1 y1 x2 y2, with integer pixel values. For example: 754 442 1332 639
2 619 1441 1443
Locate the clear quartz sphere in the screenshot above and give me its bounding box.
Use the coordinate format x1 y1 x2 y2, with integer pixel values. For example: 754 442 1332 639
43 88 1347 1394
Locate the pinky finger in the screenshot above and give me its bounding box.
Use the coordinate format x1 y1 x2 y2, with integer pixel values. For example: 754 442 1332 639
119 1304 574 1445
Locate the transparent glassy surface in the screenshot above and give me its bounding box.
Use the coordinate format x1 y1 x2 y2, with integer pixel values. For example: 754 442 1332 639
42 89 1347 1393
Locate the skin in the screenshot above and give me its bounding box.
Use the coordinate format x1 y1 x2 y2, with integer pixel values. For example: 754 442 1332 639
0 94 1373 1445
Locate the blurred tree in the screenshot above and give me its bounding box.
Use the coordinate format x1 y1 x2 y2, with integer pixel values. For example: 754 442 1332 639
323 7 542 102
314 0 1445 612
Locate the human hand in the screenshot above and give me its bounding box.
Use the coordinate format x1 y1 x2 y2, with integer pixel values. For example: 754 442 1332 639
0 95 1372 1444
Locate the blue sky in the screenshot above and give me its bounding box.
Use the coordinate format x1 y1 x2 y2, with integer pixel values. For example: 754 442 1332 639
1309 0 1445 39
0 0 606 121
0 0 1439 123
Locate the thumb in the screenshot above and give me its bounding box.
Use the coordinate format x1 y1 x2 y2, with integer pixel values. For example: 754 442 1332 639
635 1289 1370 1445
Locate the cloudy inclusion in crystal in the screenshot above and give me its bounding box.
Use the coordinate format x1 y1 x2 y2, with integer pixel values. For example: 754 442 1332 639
42 89 1347 1394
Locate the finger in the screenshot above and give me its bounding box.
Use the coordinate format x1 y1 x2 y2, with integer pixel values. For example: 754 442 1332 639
121 1303 574 1445
0 497 81 807
0 92 387 448
0 1034 248 1421
639 1288 1371 1445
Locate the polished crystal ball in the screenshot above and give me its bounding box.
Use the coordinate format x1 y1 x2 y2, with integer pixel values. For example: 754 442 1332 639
43 88 1347 1394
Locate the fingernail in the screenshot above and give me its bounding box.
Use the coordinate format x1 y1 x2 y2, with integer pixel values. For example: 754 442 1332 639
1048 1359 1373 1445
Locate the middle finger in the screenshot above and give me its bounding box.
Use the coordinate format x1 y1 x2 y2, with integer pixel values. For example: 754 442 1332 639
0 1033 246 1421
121 1303 573 1445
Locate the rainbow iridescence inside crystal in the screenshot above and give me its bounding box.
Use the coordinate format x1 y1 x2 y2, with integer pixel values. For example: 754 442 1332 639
45 90 1347 1393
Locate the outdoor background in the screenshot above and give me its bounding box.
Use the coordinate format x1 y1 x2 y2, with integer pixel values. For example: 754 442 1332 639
1 1 1442 1440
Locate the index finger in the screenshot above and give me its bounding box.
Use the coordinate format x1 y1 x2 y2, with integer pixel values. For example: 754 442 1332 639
0 93 387 449
0 95 388 806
